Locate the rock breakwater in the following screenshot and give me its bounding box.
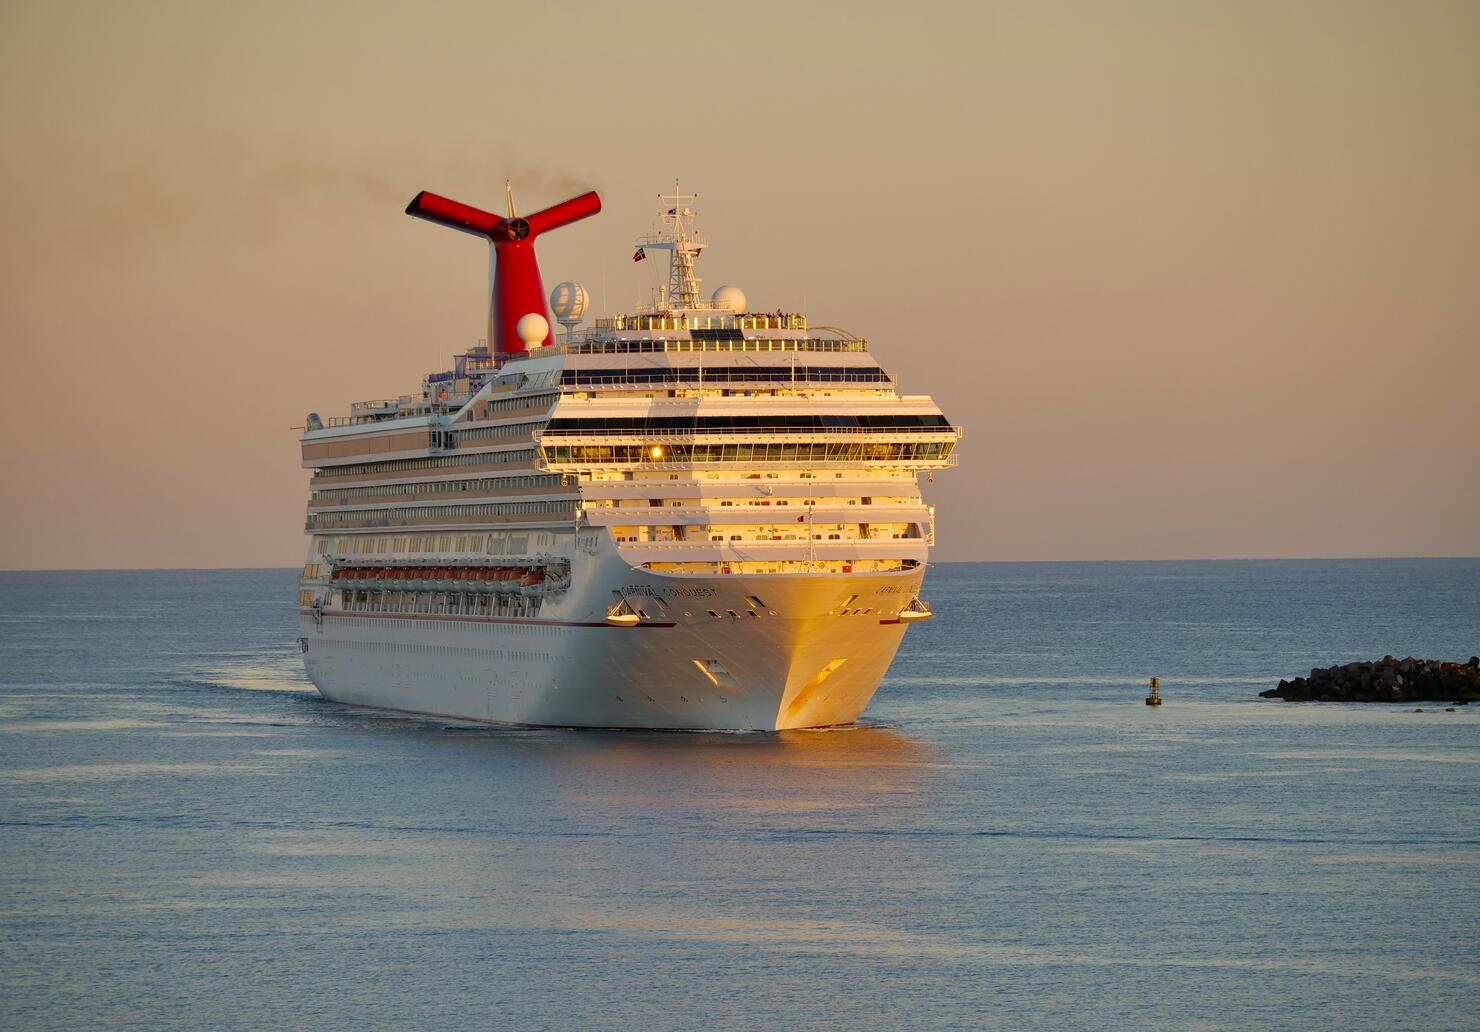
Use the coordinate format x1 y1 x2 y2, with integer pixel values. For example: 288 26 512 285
1261 657 1480 703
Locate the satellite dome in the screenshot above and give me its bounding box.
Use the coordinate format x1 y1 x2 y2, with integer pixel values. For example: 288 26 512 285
516 312 550 349
549 281 590 323
711 285 746 313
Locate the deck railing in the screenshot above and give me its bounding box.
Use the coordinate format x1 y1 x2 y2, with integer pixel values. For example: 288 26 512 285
560 374 893 390
538 424 960 439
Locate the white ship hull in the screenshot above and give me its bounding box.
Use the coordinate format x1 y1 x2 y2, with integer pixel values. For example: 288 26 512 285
301 554 923 731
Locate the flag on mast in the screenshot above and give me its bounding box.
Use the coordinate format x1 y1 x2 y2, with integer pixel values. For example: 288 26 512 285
632 247 646 262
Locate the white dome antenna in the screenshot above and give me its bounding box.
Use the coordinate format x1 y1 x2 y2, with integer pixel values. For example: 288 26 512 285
516 313 550 350
712 285 746 314
549 281 590 343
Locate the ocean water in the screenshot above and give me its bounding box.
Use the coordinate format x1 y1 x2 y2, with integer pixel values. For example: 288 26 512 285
1 560 1477 1031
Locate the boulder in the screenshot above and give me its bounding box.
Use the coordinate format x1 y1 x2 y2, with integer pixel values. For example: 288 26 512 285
1262 657 1480 703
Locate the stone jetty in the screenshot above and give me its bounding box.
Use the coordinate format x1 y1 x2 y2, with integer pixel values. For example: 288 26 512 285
1261 657 1480 703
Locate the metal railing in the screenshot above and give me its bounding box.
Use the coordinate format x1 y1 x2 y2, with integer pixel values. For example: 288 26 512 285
606 544 917 550
583 504 928 519
567 338 867 354
538 453 961 470
327 414 398 427
538 425 960 439
560 374 894 390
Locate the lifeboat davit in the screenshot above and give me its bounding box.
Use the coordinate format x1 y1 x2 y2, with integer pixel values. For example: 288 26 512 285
897 598 934 623
604 600 640 627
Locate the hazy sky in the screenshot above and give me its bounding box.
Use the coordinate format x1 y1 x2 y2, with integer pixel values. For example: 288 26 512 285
2 0 1476 568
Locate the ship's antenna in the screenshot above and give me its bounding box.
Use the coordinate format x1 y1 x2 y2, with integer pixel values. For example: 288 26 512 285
636 179 706 311
506 180 517 219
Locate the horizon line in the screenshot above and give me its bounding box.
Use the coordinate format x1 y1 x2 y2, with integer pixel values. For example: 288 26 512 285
2 555 1478 574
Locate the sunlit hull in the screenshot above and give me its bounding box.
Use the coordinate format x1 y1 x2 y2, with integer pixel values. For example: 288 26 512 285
302 563 923 731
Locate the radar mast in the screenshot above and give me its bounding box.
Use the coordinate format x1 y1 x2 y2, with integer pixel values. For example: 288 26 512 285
637 180 706 312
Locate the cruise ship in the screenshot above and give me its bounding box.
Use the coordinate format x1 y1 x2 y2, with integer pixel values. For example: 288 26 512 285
297 183 960 730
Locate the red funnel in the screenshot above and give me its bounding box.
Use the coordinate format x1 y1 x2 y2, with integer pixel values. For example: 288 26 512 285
406 190 601 356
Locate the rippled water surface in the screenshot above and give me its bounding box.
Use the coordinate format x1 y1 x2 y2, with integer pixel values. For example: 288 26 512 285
2 561 1478 1030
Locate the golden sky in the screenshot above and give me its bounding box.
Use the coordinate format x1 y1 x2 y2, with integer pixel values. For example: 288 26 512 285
1 0 1476 568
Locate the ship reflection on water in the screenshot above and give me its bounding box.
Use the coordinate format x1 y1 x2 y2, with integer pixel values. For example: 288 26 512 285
365 719 956 962
552 723 938 817
374 715 942 824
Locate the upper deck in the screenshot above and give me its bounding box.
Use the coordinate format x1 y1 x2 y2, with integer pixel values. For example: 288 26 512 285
300 185 959 480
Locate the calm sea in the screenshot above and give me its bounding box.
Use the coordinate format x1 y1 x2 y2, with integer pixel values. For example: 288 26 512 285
2 560 1477 1031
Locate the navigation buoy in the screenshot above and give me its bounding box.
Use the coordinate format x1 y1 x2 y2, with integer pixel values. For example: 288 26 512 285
1145 677 1163 706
